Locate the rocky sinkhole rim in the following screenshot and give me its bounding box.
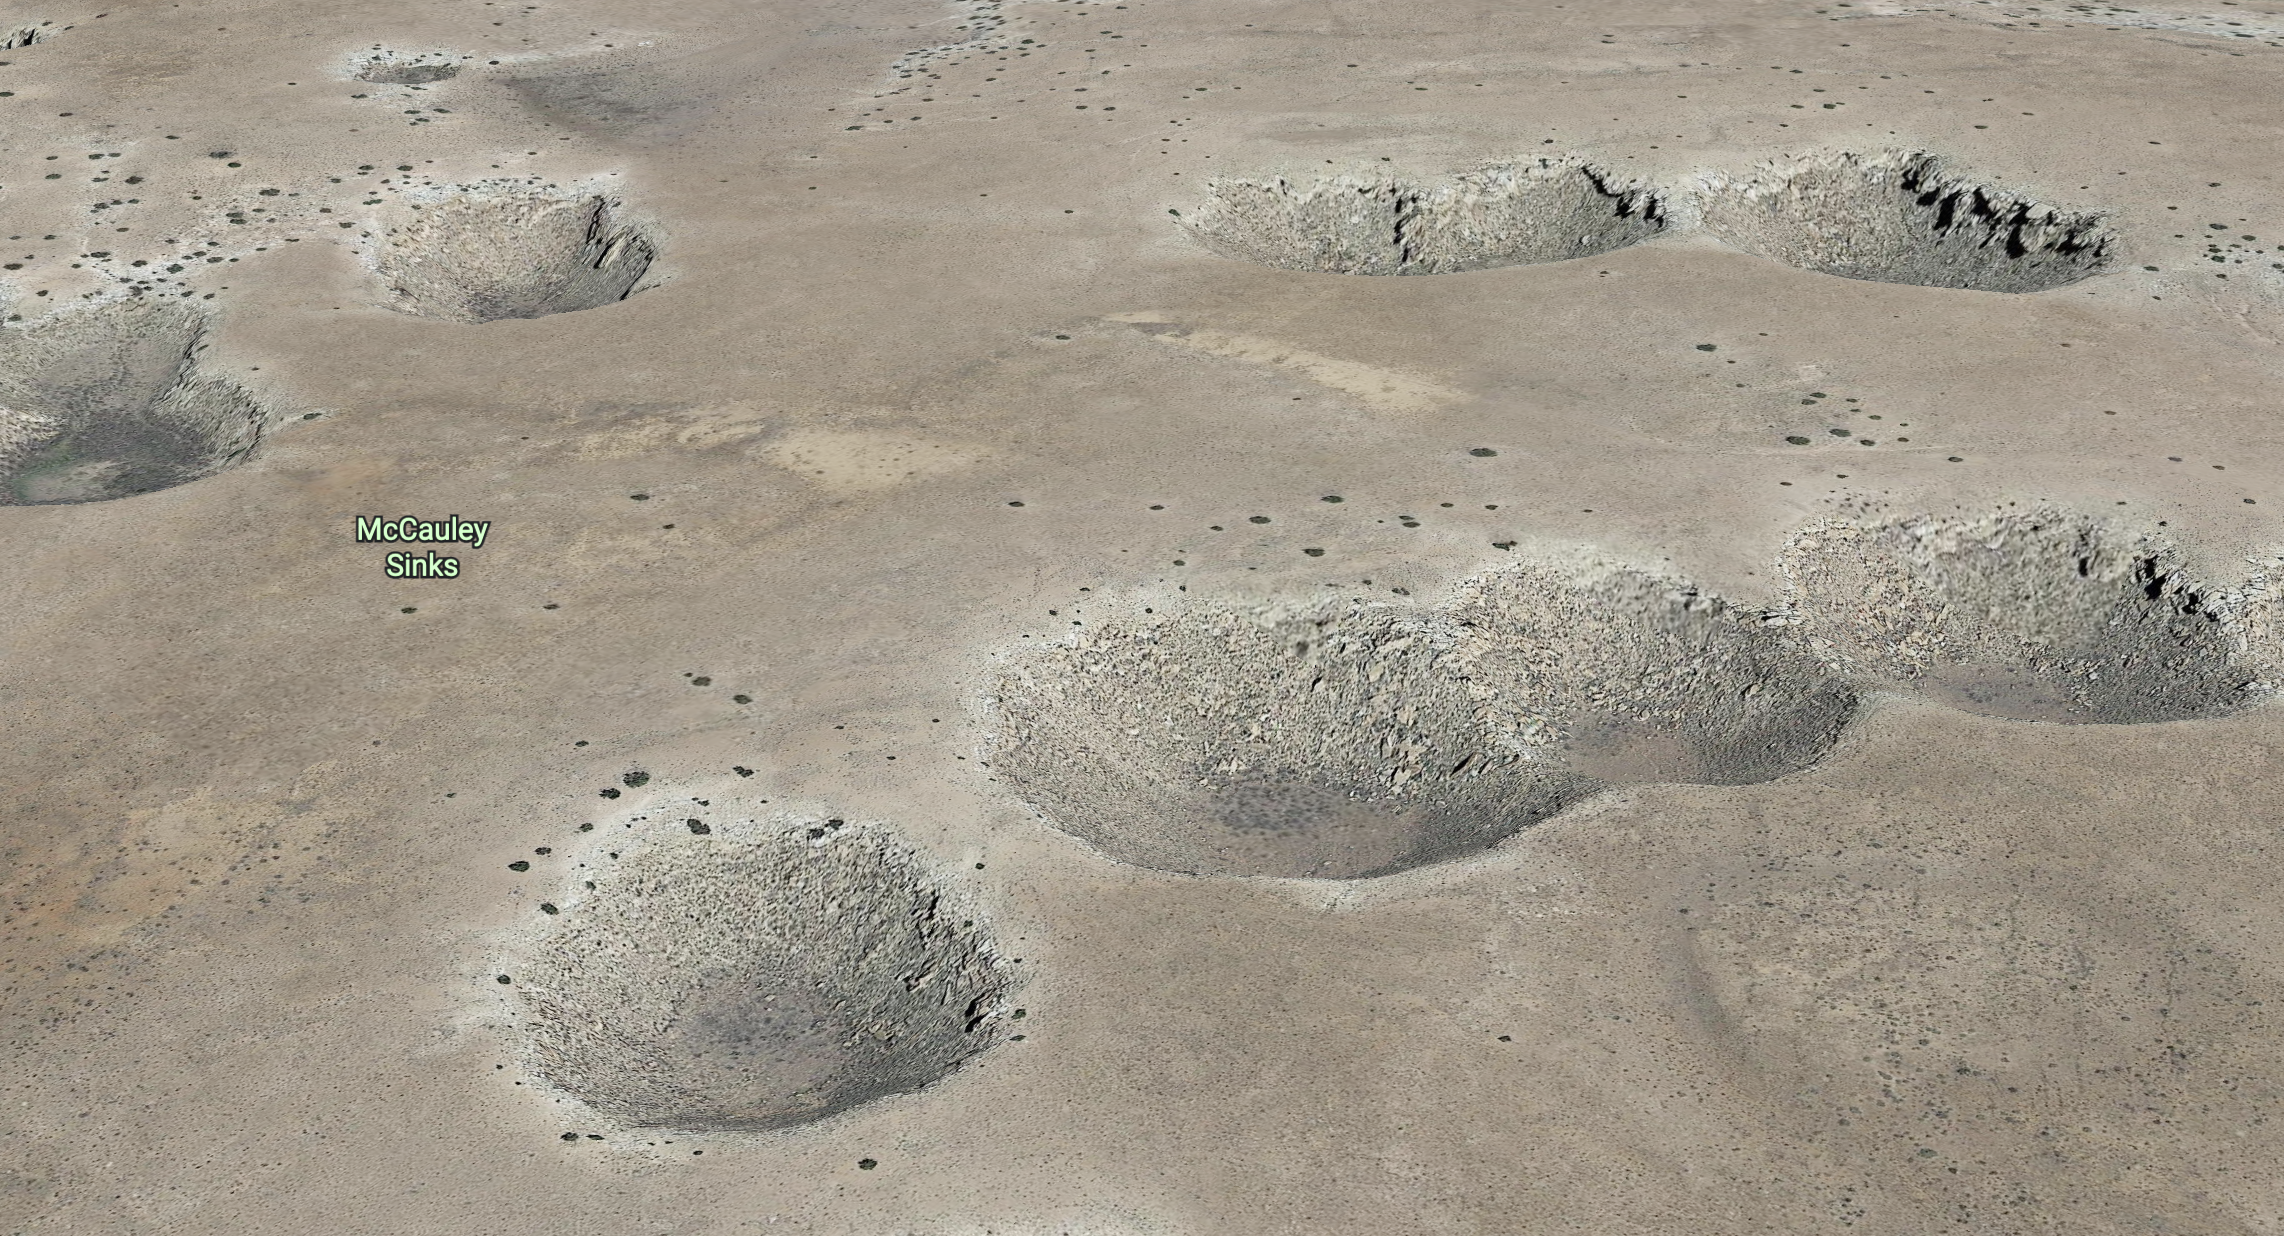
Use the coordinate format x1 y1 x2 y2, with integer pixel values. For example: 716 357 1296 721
1448 560 1862 789
1698 148 2115 293
1 22 54 50
367 181 662 324
0 299 280 506
512 809 1013 1133
1779 509 2268 724
355 58 463 84
1180 157 1667 277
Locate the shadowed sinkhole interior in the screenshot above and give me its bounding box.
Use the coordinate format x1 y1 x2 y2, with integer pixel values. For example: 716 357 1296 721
1450 565 1860 787
1180 159 1666 276
516 816 1010 1132
354 53 462 84
0 301 276 505
1781 512 2266 723
368 184 660 323
1697 150 2113 292
991 603 1580 880
990 583 1852 880
507 62 700 138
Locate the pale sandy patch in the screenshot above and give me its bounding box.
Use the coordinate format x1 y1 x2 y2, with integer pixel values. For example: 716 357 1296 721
571 405 771 459
8 765 355 963
1107 313 1468 414
763 426 999 493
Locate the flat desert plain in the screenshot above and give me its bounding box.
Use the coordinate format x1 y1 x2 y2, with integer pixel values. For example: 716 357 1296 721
5 1 2284 1233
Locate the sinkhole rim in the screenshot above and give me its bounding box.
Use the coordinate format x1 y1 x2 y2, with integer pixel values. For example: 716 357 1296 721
0 299 283 506
512 809 1013 1133
1779 509 2270 725
989 571 1859 882
1179 156 1670 277
1696 147 2117 293
366 180 665 324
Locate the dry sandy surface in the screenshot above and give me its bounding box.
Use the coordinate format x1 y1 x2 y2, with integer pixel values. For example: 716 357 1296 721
6 0 2284 1232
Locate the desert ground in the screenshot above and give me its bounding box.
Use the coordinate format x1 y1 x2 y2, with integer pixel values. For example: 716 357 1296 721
5 0 2284 1232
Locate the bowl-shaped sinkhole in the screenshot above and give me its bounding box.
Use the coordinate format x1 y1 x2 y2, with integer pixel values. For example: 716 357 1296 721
0 301 275 505
354 53 462 84
1450 564 1859 786
516 816 1010 1132
1698 150 2112 292
991 602 1599 880
1781 512 2264 723
369 184 659 323
1180 159 1665 276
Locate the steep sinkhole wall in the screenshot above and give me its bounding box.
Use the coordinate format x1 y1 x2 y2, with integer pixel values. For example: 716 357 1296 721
0 301 273 505
990 601 1599 880
1698 150 2113 292
1781 512 2264 723
1181 159 1666 276
369 184 659 323
353 51 463 84
516 815 1010 1133
1449 564 1860 787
